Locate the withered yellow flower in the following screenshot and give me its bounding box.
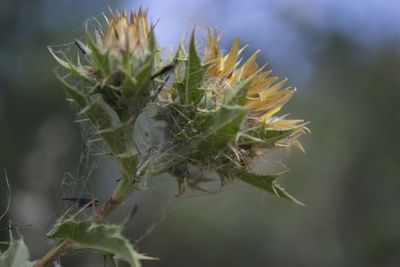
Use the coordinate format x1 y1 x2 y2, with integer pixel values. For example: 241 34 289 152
204 30 308 150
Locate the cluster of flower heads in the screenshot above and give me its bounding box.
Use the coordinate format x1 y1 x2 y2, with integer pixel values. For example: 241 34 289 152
50 8 308 205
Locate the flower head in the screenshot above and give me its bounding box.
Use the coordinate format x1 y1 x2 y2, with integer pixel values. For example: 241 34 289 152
203 30 308 150
94 8 152 56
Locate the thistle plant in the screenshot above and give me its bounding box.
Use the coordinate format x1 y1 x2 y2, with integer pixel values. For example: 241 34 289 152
0 8 308 267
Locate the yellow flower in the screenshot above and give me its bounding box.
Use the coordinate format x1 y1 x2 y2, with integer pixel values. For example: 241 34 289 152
95 8 151 55
204 30 308 150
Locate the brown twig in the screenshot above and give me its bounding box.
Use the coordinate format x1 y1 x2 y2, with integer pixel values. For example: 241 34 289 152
33 240 71 267
95 197 122 223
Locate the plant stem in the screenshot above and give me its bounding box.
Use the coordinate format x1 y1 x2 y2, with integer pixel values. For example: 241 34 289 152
33 240 71 267
95 197 122 223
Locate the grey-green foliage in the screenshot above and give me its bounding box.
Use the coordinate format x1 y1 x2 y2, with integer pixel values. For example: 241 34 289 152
0 234 35 267
236 171 305 206
48 219 154 267
193 105 247 155
179 30 206 105
223 78 253 106
238 126 299 146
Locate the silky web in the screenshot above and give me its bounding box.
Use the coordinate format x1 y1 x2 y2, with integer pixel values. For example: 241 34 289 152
47 12 294 247
45 14 178 243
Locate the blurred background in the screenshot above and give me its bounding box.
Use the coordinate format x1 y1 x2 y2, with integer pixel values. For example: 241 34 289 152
1 0 399 266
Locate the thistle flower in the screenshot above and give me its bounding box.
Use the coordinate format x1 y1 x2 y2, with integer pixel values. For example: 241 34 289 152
203 30 308 151
50 8 308 207
153 29 309 203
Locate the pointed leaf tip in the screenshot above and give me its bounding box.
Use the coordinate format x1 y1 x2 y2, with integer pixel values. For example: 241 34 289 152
237 170 305 206
179 29 206 104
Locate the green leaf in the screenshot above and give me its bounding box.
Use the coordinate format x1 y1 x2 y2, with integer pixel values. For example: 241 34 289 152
48 219 154 267
96 125 138 181
239 126 298 146
116 154 139 179
82 98 121 130
193 105 247 154
237 171 305 206
173 44 186 83
86 32 110 76
0 235 35 267
55 74 88 108
174 43 186 62
98 125 133 155
223 77 253 106
48 47 92 81
181 30 205 104
134 55 154 96
148 26 157 54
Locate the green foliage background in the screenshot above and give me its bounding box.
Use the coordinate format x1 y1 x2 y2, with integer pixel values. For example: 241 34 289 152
1 0 399 266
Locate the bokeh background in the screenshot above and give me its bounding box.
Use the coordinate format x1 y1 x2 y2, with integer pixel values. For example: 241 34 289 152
1 0 400 266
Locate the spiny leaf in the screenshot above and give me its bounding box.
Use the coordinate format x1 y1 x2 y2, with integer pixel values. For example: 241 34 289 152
237 171 305 206
0 235 36 267
97 124 134 155
223 77 253 106
174 43 186 62
97 126 138 181
194 105 247 154
120 54 137 95
238 126 299 146
173 43 186 83
140 105 246 175
82 98 121 130
48 219 154 267
181 30 206 104
55 74 88 108
49 47 92 81
148 26 157 54
134 55 154 97
116 153 139 179
86 31 110 76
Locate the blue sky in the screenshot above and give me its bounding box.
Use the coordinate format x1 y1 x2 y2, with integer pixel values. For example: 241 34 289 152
125 0 400 83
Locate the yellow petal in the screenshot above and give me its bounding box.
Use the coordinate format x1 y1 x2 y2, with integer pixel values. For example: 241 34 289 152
259 79 287 99
242 50 260 78
221 37 240 77
269 119 304 129
248 76 278 95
